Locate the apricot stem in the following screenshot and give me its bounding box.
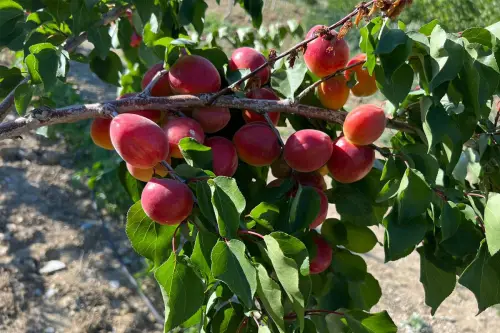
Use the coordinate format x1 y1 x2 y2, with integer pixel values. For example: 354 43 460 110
262 112 285 147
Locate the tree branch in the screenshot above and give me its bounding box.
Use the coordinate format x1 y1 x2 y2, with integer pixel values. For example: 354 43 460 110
0 94 415 140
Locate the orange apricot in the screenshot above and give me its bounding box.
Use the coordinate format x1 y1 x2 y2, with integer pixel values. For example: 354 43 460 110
90 118 113 150
205 136 239 177
344 53 377 97
168 55 221 94
317 75 350 110
343 104 386 146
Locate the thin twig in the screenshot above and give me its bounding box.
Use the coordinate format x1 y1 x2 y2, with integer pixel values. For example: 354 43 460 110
284 309 345 320
236 318 248 333
172 221 184 253
137 70 168 98
159 160 186 183
263 112 285 147
238 229 265 240
464 192 486 199
207 1 376 104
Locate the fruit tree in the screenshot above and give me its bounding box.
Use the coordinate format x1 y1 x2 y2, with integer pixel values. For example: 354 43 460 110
1 0 500 332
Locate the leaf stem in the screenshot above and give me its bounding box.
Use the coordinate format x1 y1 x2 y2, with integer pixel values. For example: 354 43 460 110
238 229 265 240
172 221 184 253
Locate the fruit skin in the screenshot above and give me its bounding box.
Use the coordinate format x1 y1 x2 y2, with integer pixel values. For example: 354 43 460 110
327 136 375 184
126 160 170 182
317 75 350 110
192 107 231 133
141 178 194 225
309 234 333 274
344 53 377 97
229 47 270 86
117 93 162 123
310 187 328 229
130 31 142 48
90 118 113 150
304 25 350 77
243 88 280 125
233 122 281 167
110 114 170 168
271 155 292 179
168 55 221 94
205 136 239 177
318 165 329 176
343 104 386 146
295 171 327 191
284 129 333 172
141 63 172 97
163 117 205 159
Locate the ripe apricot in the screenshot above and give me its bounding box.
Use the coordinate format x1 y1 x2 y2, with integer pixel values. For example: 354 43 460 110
110 114 169 168
327 136 375 184
117 93 162 123
284 129 333 172
271 155 292 179
295 171 327 191
168 55 221 94
310 187 328 229
90 118 113 150
205 136 239 177
163 117 205 159
343 104 386 146
192 107 231 133
233 122 281 167
243 88 280 125
229 47 270 86
344 54 377 97
317 75 350 110
130 32 142 48
141 63 172 97
309 234 332 274
304 25 349 77
126 159 170 182
141 178 194 225
318 165 329 176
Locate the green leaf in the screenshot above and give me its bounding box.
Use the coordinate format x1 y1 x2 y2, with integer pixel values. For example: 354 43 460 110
87 26 112 60
71 0 91 35
211 239 257 309
0 0 23 36
42 0 71 22
397 168 432 223
196 180 217 225
118 161 143 202
440 201 462 241
179 137 213 170
485 193 500 256
461 28 494 49
264 232 310 330
155 253 205 331
0 66 23 97
359 18 383 74
209 177 245 239
440 218 483 257
250 202 279 231
89 49 123 86
344 310 397 333
285 185 320 233
236 0 263 28
191 229 218 282
271 60 308 100
125 201 177 267
321 219 378 254
191 47 228 74
419 20 438 36
375 63 413 107
25 43 68 90
175 164 214 180
348 273 382 311
429 28 465 91
210 303 245 333
85 0 99 8
14 83 33 116
377 29 413 81
255 263 286 333
459 241 500 314
179 0 208 35
417 247 456 315
331 249 367 282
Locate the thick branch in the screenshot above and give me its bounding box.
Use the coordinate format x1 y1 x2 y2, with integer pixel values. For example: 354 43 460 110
0 94 415 140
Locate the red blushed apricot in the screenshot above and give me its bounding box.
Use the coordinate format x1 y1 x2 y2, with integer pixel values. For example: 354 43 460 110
192 107 231 133
127 159 171 182
327 136 375 184
343 104 386 146
233 122 281 167
344 54 377 97
110 114 169 168
163 117 205 158
90 118 113 150
295 171 327 191
141 178 194 225
117 93 162 123
168 55 221 94
271 155 292 179
205 136 238 177
304 25 349 77
141 63 172 97
317 75 350 110
284 129 333 173
243 88 280 125
310 187 328 229
309 234 332 274
229 47 270 86
130 31 142 48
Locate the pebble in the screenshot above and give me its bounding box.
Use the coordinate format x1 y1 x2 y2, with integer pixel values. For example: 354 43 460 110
40 151 62 165
44 288 58 299
109 280 120 289
39 260 66 275
44 327 55 333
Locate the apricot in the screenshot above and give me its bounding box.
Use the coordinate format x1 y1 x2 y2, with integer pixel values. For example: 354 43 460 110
304 25 349 77
141 63 172 97
90 118 113 150
191 107 231 133
130 31 142 48
327 136 375 184
110 114 169 168
309 234 332 274
271 155 292 179
284 129 333 172
317 75 350 110
343 104 386 146
344 54 377 97
243 88 280 125
233 122 281 167
229 47 270 86
163 117 205 158
205 136 238 177
141 178 194 225
310 187 328 229
168 55 221 94
117 93 162 123
126 160 170 182
318 165 329 176
295 171 327 191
